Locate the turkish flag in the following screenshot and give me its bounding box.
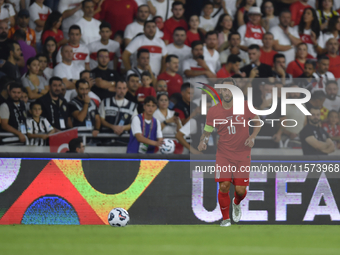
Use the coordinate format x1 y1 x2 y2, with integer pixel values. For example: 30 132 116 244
49 128 78 153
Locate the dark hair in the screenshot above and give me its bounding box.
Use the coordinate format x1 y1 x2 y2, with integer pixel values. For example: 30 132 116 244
214 14 232 32
21 86 28 94
13 29 26 41
173 26 186 34
318 54 329 62
228 31 241 41
43 36 58 68
82 0 93 8
181 82 192 92
326 80 338 87
221 77 237 85
144 20 156 28
172 1 184 8
43 11 62 35
115 79 127 88
127 73 139 81
327 109 338 118
273 53 285 63
157 92 169 101
318 0 334 11
49 76 63 85
137 48 150 58
36 53 48 60
297 42 308 48
69 24 81 34
205 30 218 39
141 71 152 78
26 57 39 76
279 8 291 17
311 90 326 100
305 59 316 69
165 54 178 63
80 70 91 78
191 40 203 49
263 32 274 39
202 2 214 8
248 44 260 51
144 96 157 105
187 15 205 41
308 105 321 111
227 54 242 64
68 137 83 152
100 21 111 30
30 101 42 110
261 0 275 17
9 82 23 91
97 48 109 58
75 79 89 89
298 8 320 39
328 15 340 33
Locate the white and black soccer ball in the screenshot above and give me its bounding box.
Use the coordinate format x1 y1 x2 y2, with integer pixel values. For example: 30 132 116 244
159 139 175 154
108 208 130 227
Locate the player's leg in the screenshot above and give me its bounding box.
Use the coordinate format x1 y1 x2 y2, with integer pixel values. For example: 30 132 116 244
218 181 232 227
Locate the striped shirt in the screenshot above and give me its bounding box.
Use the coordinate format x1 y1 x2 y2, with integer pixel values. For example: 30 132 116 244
26 117 53 146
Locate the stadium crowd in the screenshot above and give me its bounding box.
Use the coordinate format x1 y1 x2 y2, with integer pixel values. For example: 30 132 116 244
0 0 339 155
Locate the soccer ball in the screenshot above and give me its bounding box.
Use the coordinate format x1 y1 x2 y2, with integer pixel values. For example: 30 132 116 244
108 208 130 227
159 139 175 154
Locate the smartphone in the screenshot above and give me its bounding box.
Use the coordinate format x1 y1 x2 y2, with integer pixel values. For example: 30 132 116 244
174 112 179 117
90 72 96 79
251 63 257 69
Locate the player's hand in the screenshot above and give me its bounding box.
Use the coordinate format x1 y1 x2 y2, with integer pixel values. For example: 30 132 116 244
198 141 207 151
244 136 255 148
92 130 99 137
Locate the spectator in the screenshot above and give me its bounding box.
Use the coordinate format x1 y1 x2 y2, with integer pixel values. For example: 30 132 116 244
0 40 22 81
99 80 137 135
67 137 85 153
75 0 101 45
322 110 340 149
157 54 183 97
0 82 27 143
153 93 181 135
126 96 163 154
210 0 229 27
53 45 84 101
166 27 191 77
123 20 167 76
238 6 266 50
91 49 121 100
174 82 198 125
36 76 71 131
56 25 90 70
323 15 340 45
305 90 329 121
286 42 308 78
269 9 301 65
43 36 57 68
260 0 279 31
260 32 277 67
26 101 55 146
100 0 138 38
298 59 317 90
125 73 140 105
185 14 204 47
219 32 249 68
147 0 173 21
29 0 51 51
79 70 101 107
155 79 168 93
136 71 156 105
317 0 338 31
88 22 120 71
41 11 68 47
183 40 216 82
325 38 340 78
20 87 29 112
58 0 83 39
8 9 36 47
272 53 293 85
297 8 324 58
0 21 9 61
154 15 164 31
199 2 215 33
0 0 15 27
290 0 311 27
204 31 221 73
236 0 256 27
214 13 233 52
312 55 335 92
216 54 243 78
299 106 335 155
163 1 188 45
68 79 100 135
0 77 12 104
324 80 340 111
21 57 49 101
37 53 53 81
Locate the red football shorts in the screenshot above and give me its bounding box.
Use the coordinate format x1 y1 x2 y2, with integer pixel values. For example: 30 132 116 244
214 156 250 186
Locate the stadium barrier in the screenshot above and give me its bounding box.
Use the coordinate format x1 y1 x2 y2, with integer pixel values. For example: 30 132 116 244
0 153 339 225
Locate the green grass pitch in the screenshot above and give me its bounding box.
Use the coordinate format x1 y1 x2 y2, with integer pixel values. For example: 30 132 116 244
1 225 340 255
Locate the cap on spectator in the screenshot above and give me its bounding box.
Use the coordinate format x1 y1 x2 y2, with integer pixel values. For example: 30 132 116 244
248 7 262 16
18 9 30 18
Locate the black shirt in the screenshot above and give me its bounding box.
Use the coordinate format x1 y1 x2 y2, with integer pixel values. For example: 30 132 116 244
68 97 99 130
125 91 142 113
91 67 121 100
1 61 20 81
36 93 69 130
300 123 330 155
0 40 8 60
174 98 197 120
241 63 273 78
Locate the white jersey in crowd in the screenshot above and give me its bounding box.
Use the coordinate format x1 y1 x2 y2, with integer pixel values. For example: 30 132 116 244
99 98 138 120
131 115 163 138
53 62 85 101
7 0 20 12
166 43 192 77
125 34 168 76
76 17 101 45
294 26 324 59
199 16 215 32
149 0 173 21
153 108 182 135
220 49 249 67
324 97 340 112
29 3 51 43
269 25 300 65
312 71 336 93
203 46 221 73
238 24 266 47
87 39 121 70
58 0 83 39
124 21 164 41
56 44 90 69
26 117 54 146
0 3 15 21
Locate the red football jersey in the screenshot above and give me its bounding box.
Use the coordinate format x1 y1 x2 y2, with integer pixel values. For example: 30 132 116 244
185 30 200 47
157 72 183 97
327 54 340 78
206 101 255 160
286 59 305 78
260 49 277 67
163 17 188 43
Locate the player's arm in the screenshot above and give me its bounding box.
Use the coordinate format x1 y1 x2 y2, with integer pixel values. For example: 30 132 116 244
245 115 261 148
197 125 213 151
305 136 335 154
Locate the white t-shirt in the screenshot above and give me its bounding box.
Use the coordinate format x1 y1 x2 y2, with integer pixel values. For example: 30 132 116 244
125 34 168 76
76 18 101 45
149 0 173 21
322 32 340 47
223 0 237 18
87 39 121 70
220 48 249 67
0 3 15 21
56 44 90 69
53 62 85 101
135 0 147 6
203 46 221 73
179 118 197 137
312 71 336 93
238 24 266 47
269 25 300 65
43 68 53 82
29 3 51 43
324 97 340 112
199 16 215 32
153 108 181 135
294 26 324 59
99 98 138 119
58 0 83 39
131 115 163 138
124 21 163 40
7 0 20 13
166 43 192 77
